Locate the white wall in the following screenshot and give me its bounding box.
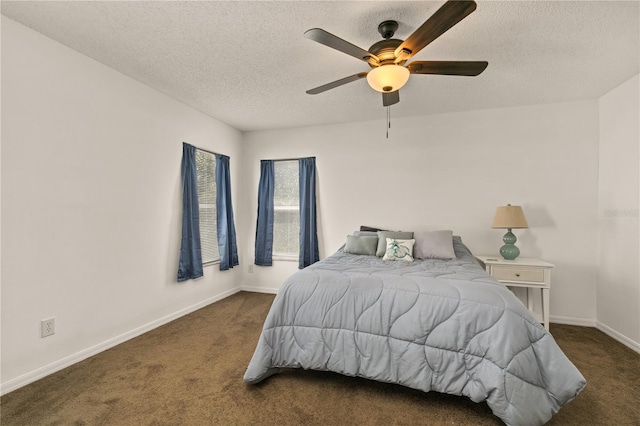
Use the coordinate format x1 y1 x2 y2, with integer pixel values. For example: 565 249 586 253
240 101 600 324
597 74 640 349
1 17 243 392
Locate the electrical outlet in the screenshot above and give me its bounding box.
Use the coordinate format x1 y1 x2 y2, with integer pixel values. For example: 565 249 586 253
41 318 55 338
248 264 254 273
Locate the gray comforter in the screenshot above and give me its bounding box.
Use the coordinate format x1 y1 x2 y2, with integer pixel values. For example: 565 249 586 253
244 238 586 426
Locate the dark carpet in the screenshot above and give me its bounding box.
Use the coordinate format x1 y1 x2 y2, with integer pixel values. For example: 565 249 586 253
1 291 639 425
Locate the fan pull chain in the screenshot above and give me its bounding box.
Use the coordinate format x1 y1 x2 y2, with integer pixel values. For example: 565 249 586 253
386 106 391 139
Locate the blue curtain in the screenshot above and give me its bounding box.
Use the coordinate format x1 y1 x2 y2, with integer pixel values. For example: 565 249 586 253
177 143 203 281
299 157 319 269
215 154 239 271
255 160 274 266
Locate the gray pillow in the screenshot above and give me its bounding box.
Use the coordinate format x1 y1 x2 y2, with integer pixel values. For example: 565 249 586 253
354 231 379 237
376 230 414 256
344 235 378 256
413 230 456 260
360 225 385 232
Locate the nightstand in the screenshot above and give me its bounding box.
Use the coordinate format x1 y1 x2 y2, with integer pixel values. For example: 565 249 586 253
476 256 554 331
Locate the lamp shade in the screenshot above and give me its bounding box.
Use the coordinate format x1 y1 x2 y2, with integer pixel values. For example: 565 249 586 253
366 65 410 93
492 204 529 229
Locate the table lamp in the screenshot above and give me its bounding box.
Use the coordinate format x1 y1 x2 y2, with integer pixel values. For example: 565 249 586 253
492 204 529 260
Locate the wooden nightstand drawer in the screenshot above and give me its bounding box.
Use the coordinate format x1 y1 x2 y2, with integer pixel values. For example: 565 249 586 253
491 266 545 283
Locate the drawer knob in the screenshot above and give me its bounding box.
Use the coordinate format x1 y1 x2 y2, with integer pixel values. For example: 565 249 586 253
515 273 520 277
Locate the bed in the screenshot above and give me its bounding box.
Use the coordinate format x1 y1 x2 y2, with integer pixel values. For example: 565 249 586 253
244 232 586 426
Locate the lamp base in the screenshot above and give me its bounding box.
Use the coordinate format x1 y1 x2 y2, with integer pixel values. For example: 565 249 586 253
499 229 520 260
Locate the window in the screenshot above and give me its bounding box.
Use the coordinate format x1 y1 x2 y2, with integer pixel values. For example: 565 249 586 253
273 160 299 257
195 149 220 264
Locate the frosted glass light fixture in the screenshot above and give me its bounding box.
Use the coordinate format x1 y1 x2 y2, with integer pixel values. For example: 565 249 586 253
492 204 529 260
366 65 410 93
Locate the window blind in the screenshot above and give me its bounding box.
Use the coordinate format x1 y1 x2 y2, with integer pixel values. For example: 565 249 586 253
195 149 220 264
273 160 299 256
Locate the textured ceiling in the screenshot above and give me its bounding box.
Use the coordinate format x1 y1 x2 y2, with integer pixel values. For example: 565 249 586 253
2 1 639 132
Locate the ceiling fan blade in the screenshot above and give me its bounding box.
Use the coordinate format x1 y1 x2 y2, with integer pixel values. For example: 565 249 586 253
407 60 488 76
394 0 477 60
382 91 400 107
306 72 368 95
305 28 379 65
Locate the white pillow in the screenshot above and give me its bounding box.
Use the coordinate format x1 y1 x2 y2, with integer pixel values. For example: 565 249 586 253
413 230 456 260
382 238 415 262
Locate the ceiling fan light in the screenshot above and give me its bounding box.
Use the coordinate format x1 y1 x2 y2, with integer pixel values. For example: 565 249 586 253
366 65 410 93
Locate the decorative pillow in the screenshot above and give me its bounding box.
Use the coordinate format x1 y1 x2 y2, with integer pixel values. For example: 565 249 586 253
354 231 379 237
383 238 415 262
360 225 385 232
413 230 456 260
344 235 378 256
376 230 414 256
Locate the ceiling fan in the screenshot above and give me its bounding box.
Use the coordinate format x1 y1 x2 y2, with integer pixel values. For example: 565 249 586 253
304 0 488 107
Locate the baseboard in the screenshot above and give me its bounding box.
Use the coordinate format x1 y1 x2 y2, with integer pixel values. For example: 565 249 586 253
241 285 279 294
549 315 597 327
0 287 242 396
549 316 640 354
595 321 640 354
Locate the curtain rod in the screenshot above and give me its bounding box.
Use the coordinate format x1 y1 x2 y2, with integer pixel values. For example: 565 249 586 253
267 156 316 162
192 145 311 162
191 144 222 157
